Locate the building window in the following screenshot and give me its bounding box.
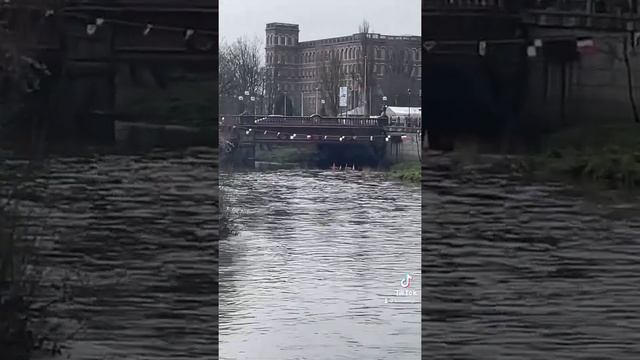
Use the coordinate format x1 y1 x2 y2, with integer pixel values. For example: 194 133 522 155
376 47 381 59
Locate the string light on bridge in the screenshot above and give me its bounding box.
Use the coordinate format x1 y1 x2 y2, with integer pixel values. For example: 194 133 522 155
86 23 97 35
424 34 619 58
226 124 421 143
143 24 153 36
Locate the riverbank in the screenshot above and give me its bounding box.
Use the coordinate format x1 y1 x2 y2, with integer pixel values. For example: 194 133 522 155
439 118 640 189
528 119 640 188
387 161 421 183
117 77 215 129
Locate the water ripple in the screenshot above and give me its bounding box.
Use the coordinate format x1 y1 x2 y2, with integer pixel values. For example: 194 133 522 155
220 170 421 360
2 147 217 360
422 155 640 360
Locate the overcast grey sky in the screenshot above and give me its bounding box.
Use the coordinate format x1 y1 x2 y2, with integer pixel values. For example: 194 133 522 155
219 0 420 45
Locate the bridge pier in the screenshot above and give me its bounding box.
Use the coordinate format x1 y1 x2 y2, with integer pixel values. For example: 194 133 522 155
382 134 421 164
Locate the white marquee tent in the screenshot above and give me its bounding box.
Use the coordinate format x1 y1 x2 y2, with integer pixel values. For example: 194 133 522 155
385 106 422 119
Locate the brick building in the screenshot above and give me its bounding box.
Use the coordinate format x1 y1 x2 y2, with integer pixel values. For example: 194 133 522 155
265 22 421 116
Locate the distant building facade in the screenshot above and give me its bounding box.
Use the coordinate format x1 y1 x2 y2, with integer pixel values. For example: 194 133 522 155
265 22 421 116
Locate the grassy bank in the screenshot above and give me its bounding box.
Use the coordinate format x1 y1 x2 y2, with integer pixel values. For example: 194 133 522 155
520 119 640 188
117 78 215 128
388 161 421 183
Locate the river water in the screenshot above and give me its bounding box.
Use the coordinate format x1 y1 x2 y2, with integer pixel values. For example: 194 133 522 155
1 147 217 360
5 147 640 359
423 154 640 359
219 169 422 360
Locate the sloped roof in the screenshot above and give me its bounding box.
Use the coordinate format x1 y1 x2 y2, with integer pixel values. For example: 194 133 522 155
386 106 421 116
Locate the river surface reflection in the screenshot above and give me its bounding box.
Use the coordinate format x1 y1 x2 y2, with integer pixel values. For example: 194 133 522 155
220 169 422 360
423 154 640 359
1 147 217 360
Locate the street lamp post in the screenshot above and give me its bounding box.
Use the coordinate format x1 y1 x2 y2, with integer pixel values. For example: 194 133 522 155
364 55 368 116
251 96 256 117
283 91 287 116
238 95 243 114
347 86 352 116
315 87 319 114
244 90 250 114
382 95 387 119
408 88 412 128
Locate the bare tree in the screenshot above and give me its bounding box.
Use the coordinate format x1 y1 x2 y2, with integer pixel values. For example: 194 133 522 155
218 36 265 113
355 19 376 116
227 36 264 95
218 40 236 98
319 53 344 116
380 41 413 107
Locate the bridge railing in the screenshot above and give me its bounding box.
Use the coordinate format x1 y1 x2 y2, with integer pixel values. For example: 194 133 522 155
423 0 506 10
220 115 387 127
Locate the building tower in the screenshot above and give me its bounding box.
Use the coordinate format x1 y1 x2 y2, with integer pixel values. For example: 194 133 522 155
265 23 300 115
